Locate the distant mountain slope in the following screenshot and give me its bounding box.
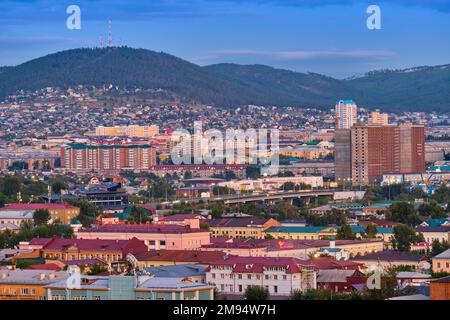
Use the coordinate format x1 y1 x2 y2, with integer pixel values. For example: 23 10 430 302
348 65 450 111
0 47 449 111
203 63 357 107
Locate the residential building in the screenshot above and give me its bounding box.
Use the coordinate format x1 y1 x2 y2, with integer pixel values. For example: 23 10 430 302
316 269 367 293
351 124 425 185
20 237 148 263
335 100 357 129
75 224 211 250
61 141 156 173
0 210 34 226
95 125 160 138
209 217 281 239
1 203 80 224
351 250 431 272
0 270 68 300
432 249 450 273
206 256 316 296
335 129 352 183
369 111 389 125
131 250 228 268
416 226 450 244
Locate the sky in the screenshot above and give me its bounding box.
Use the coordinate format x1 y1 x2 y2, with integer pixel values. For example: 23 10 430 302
0 0 449 78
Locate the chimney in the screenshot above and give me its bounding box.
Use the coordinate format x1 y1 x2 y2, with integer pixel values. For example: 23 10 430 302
1 273 7 279
49 272 56 280
39 272 46 280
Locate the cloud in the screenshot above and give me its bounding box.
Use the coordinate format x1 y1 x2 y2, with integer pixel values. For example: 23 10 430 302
205 49 397 61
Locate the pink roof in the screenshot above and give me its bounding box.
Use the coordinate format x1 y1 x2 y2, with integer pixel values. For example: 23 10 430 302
29 237 147 255
310 257 365 271
27 263 61 271
158 214 201 221
207 256 313 274
82 224 205 234
3 203 78 210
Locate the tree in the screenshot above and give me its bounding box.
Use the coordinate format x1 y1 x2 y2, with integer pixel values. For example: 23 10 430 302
386 202 420 226
0 176 22 197
392 224 423 252
183 171 193 180
272 202 300 220
33 209 50 226
243 285 270 300
336 224 356 240
128 206 151 224
363 224 378 239
418 200 447 218
431 239 450 256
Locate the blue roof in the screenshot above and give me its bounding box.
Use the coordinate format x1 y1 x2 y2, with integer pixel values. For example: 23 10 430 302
422 218 450 227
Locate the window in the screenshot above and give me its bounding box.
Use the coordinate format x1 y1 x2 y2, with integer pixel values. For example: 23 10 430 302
20 288 29 295
238 285 243 292
93 296 101 300
274 286 278 293
247 274 251 280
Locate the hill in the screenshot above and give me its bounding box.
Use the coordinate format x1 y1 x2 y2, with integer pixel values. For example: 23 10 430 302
0 47 449 111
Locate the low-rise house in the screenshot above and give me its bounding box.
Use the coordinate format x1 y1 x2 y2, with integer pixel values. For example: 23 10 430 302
396 272 431 287
351 250 431 272
132 250 229 268
21 237 148 263
205 256 316 297
200 238 383 260
432 248 450 273
76 223 211 250
416 226 450 244
0 210 34 226
1 203 80 224
316 269 367 293
46 275 214 300
154 214 204 229
210 217 280 239
0 270 68 300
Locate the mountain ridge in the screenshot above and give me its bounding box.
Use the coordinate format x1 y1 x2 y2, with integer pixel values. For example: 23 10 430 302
0 46 449 111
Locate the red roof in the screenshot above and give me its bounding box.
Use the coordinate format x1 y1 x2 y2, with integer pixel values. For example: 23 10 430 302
310 257 366 271
207 256 313 274
133 250 228 264
29 237 147 255
3 203 78 210
27 263 61 271
157 214 201 221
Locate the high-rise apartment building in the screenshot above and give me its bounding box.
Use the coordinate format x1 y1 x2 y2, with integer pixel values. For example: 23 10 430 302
369 111 389 125
61 142 156 173
335 100 357 129
95 125 159 138
334 129 352 183
350 124 425 185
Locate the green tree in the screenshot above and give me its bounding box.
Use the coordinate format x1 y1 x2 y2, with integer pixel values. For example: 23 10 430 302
386 202 420 226
243 285 270 300
33 209 51 226
418 200 447 218
336 224 356 240
363 224 378 239
431 239 450 256
392 224 423 252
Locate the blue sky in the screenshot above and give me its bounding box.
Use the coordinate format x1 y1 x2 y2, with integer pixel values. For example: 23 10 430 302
0 0 449 78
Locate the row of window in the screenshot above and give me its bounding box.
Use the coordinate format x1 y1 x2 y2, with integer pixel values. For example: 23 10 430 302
211 273 288 280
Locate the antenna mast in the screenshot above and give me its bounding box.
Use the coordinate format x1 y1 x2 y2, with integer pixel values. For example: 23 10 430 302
108 18 113 47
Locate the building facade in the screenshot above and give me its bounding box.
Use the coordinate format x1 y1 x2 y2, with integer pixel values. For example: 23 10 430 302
61 142 156 173
351 124 425 185
206 256 316 296
335 100 357 129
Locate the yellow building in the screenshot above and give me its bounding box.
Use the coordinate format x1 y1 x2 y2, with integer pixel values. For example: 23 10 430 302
0 270 68 300
210 217 281 239
1 203 80 224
